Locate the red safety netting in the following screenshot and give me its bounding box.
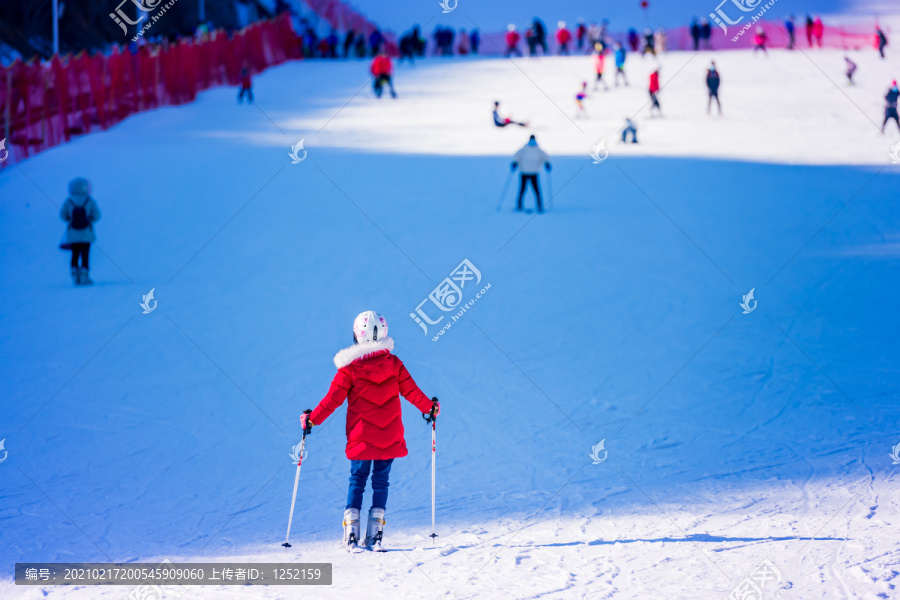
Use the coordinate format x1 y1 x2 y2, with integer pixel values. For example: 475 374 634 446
0 14 300 168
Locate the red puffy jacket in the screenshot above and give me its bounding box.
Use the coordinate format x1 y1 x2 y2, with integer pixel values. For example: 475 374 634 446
506 31 520 47
311 337 433 460
370 55 393 77
557 29 572 45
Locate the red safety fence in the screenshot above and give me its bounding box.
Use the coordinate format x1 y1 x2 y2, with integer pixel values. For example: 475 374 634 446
0 14 300 169
478 21 886 55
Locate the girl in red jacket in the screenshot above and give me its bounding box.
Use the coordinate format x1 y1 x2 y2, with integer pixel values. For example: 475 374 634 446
301 311 439 551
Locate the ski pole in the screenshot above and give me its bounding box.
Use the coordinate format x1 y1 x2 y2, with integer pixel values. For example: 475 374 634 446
282 410 312 548
496 170 514 211
545 169 554 212
423 400 438 539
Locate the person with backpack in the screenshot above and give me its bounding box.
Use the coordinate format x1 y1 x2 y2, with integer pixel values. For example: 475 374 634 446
59 177 101 286
299 311 439 552
511 134 551 213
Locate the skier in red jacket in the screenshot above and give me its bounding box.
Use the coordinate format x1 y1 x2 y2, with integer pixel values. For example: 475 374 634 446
505 24 522 57
301 311 439 551
649 68 661 116
556 21 572 55
370 50 396 98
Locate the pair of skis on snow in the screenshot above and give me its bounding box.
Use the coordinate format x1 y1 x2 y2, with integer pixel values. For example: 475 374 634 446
281 406 439 551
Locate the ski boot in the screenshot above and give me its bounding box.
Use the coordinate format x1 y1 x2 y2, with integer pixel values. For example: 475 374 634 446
342 508 362 552
363 507 386 552
79 267 93 285
71 267 81 285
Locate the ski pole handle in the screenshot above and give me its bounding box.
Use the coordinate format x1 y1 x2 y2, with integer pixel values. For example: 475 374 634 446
302 409 313 436
423 397 439 424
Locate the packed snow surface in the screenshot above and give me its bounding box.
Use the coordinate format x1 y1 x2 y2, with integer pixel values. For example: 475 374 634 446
1 45 899 599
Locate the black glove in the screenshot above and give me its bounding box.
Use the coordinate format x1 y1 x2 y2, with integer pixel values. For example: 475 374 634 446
545 162 552 172
300 409 313 434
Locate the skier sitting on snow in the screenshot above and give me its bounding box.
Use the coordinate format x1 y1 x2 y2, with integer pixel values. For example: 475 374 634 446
493 101 527 127
884 81 900 134
621 118 638 144
511 134 551 213
300 311 439 552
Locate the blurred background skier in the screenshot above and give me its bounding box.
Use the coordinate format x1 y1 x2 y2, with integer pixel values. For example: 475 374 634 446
690 17 701 51
593 44 608 90
557 21 572 55
621 118 638 143
575 81 588 117
754 27 768 55
299 311 439 552
576 19 587 52
505 25 522 57
706 61 722 115
876 26 888 59
649 68 662 116
237 68 253 103
786 15 796 49
370 49 396 98
614 42 628 86
59 177 101 286
511 135 552 213
884 81 900 134
845 57 857 85
642 28 656 57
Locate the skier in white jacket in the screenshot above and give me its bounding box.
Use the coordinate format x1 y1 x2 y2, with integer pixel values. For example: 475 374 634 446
511 135 551 213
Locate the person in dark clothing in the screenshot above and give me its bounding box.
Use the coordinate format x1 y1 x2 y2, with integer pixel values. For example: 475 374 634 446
884 81 900 134
845 57 857 85
690 18 701 51
876 27 888 59
533 18 548 55
343 30 356 58
621 118 638 143
238 68 253 103
642 29 656 56
805 15 814 47
354 34 367 58
470 29 480 54
786 15 796 49
706 62 721 115
369 29 384 55
628 28 640 52
700 18 712 49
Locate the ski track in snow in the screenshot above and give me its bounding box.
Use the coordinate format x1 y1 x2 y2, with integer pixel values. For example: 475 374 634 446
2 36 900 599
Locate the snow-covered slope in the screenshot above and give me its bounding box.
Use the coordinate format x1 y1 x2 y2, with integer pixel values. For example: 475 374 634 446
1 46 899 600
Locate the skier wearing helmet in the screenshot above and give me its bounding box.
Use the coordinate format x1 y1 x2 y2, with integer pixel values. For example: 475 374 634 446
300 311 439 552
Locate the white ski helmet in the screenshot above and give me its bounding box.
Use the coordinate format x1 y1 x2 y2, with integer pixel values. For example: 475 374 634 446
353 311 388 344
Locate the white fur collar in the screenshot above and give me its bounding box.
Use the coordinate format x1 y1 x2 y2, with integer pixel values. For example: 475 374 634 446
333 336 395 369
